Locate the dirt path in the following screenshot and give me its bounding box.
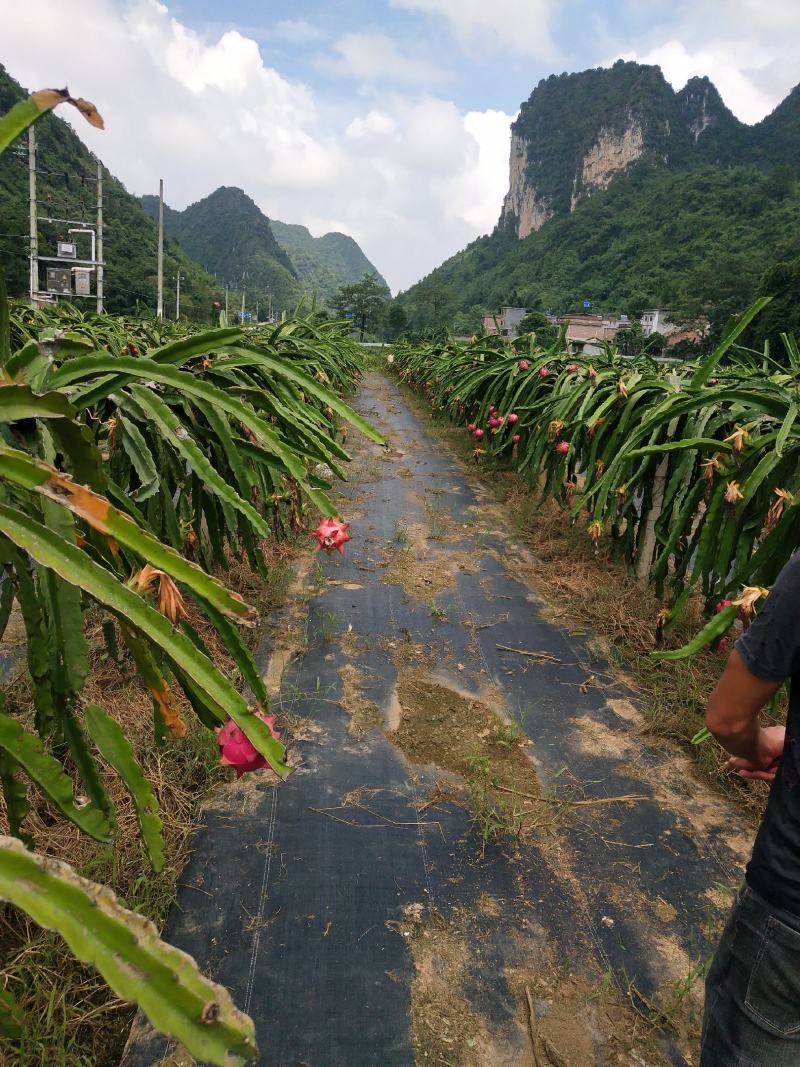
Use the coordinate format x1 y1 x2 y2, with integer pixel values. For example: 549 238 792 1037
122 374 753 1067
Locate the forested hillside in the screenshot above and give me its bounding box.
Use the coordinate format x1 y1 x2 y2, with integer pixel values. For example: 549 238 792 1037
399 162 800 335
270 219 387 303
0 66 220 318
398 61 800 340
141 186 305 314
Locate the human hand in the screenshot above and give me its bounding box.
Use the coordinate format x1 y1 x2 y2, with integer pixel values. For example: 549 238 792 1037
726 725 786 783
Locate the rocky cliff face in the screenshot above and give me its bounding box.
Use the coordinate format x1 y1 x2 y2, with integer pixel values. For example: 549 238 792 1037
501 134 555 239
499 61 753 239
570 121 645 209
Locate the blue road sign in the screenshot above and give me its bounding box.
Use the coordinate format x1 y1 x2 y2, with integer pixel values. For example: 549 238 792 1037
583 300 592 309
344 312 354 320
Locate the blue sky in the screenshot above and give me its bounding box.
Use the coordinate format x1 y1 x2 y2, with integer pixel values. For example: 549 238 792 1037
3 1 799 292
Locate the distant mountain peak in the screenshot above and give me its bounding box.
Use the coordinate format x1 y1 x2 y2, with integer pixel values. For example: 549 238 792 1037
499 60 771 239
140 189 387 309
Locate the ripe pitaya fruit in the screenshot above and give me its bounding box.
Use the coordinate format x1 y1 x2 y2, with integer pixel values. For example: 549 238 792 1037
715 598 733 613
473 428 485 439
216 710 281 778
467 423 476 432
567 363 578 372
507 413 518 424
555 440 570 455
539 366 550 378
512 434 520 444
518 360 529 371
312 517 351 555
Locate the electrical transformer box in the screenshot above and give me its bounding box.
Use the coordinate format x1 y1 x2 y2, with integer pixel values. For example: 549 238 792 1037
73 269 91 297
57 241 77 259
46 268 72 295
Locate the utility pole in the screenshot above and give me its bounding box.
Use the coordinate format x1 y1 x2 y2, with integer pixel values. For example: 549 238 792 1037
175 270 181 320
156 178 164 318
255 300 258 322
241 288 246 322
28 127 37 301
96 160 104 313
224 286 229 321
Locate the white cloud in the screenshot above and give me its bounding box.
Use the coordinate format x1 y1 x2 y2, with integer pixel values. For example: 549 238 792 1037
617 40 778 124
324 32 448 86
1 0 511 292
390 0 558 59
615 1 800 123
273 19 325 44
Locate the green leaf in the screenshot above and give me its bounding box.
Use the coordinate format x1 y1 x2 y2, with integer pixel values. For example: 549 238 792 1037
63 711 112 818
84 704 164 872
775 403 797 458
227 347 384 443
0 385 76 422
652 604 738 661
690 297 772 388
0 711 110 840
127 386 275 543
0 445 257 624
51 355 334 509
0 90 71 154
117 415 160 501
0 504 290 778
0 750 31 845
0 836 258 1066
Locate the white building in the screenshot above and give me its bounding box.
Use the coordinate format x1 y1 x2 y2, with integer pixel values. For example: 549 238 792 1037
640 309 675 337
482 306 528 337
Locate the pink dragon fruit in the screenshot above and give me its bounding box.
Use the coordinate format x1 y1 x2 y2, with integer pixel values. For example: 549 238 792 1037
312 517 351 555
217 711 281 778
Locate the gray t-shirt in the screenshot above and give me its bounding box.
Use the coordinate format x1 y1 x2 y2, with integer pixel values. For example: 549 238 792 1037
737 553 800 913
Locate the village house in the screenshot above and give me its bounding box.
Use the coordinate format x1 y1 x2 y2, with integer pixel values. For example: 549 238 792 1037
554 312 627 355
482 306 527 337
640 309 675 337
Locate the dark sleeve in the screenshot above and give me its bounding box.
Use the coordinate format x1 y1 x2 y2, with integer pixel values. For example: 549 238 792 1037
736 554 800 683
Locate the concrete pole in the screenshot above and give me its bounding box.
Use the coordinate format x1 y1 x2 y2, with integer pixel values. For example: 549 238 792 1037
241 288 246 322
96 160 104 313
175 270 181 320
156 178 164 319
28 128 38 301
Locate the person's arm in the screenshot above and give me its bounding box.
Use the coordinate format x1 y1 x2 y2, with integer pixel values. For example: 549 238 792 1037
705 649 785 781
705 554 800 783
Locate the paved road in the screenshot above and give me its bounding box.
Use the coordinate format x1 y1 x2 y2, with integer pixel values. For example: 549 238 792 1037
122 374 752 1067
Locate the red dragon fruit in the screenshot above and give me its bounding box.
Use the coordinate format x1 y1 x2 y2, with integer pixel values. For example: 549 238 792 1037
567 363 578 372
467 423 476 432
555 440 570 455
715 598 733 613
217 711 281 777
473 428 485 439
507 413 519 424
518 360 529 371
539 366 550 378
512 434 520 444
312 517 351 555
